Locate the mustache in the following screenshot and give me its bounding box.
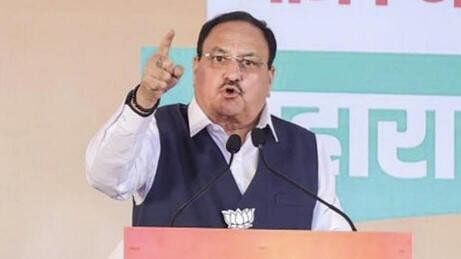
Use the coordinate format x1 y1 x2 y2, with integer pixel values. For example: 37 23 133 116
221 80 244 95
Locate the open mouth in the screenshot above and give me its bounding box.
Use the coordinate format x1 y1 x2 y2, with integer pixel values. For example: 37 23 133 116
222 85 241 97
226 87 236 94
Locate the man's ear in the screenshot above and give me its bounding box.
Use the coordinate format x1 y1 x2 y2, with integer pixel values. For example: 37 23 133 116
192 56 200 90
193 56 199 72
267 65 275 97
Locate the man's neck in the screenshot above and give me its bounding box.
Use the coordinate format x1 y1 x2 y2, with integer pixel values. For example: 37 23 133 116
192 97 263 141
212 114 259 142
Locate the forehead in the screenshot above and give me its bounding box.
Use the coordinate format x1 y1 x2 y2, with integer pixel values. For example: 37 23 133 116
202 21 269 57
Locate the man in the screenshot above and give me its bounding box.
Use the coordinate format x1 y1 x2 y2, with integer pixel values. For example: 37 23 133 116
86 11 349 230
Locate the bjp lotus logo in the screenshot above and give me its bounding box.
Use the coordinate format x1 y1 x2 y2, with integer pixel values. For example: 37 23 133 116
221 208 255 229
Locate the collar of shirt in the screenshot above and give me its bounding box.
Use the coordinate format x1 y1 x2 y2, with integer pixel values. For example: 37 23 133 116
187 96 279 142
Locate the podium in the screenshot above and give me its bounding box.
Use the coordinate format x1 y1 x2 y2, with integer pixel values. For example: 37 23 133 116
125 227 412 259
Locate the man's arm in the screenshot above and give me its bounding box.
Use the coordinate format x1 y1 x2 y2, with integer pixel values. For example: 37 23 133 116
85 103 160 203
311 136 351 231
85 31 183 204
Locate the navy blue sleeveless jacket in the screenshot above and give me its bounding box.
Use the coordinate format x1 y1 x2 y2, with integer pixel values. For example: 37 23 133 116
132 104 318 229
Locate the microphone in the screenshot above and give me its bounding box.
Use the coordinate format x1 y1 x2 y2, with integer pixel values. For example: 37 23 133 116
226 133 242 154
169 134 242 227
251 128 357 231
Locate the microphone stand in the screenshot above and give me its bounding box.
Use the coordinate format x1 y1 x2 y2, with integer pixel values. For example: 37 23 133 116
252 128 357 231
169 134 242 227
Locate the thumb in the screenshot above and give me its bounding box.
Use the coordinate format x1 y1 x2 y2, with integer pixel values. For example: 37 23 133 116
173 65 184 78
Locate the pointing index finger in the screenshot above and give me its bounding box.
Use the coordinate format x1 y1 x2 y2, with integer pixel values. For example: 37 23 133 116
158 30 175 56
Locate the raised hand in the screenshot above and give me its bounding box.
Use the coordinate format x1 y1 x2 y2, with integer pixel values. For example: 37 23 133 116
137 30 184 109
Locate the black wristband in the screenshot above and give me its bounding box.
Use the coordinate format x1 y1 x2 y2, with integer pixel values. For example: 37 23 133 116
125 84 159 117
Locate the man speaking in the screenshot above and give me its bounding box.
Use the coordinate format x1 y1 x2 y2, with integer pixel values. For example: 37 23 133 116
86 11 351 231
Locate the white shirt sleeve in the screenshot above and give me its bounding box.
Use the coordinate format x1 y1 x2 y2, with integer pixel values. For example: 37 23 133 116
85 104 160 204
311 136 352 231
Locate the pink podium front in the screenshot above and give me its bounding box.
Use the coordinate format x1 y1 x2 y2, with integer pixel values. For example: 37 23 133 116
125 227 412 259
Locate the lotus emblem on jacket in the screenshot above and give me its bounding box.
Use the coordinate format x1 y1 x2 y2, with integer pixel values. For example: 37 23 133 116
221 208 255 229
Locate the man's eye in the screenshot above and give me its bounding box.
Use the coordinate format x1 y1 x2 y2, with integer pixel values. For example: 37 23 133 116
213 55 226 62
242 59 257 67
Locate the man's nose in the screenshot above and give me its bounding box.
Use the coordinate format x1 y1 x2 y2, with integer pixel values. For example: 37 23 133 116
223 59 243 81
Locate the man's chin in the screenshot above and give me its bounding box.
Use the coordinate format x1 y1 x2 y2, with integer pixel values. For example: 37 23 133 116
214 104 243 118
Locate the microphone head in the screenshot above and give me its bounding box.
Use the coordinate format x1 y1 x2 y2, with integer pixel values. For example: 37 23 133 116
251 128 266 147
226 134 242 154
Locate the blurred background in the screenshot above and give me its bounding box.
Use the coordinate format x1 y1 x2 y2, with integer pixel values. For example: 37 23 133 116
1 1 459 258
